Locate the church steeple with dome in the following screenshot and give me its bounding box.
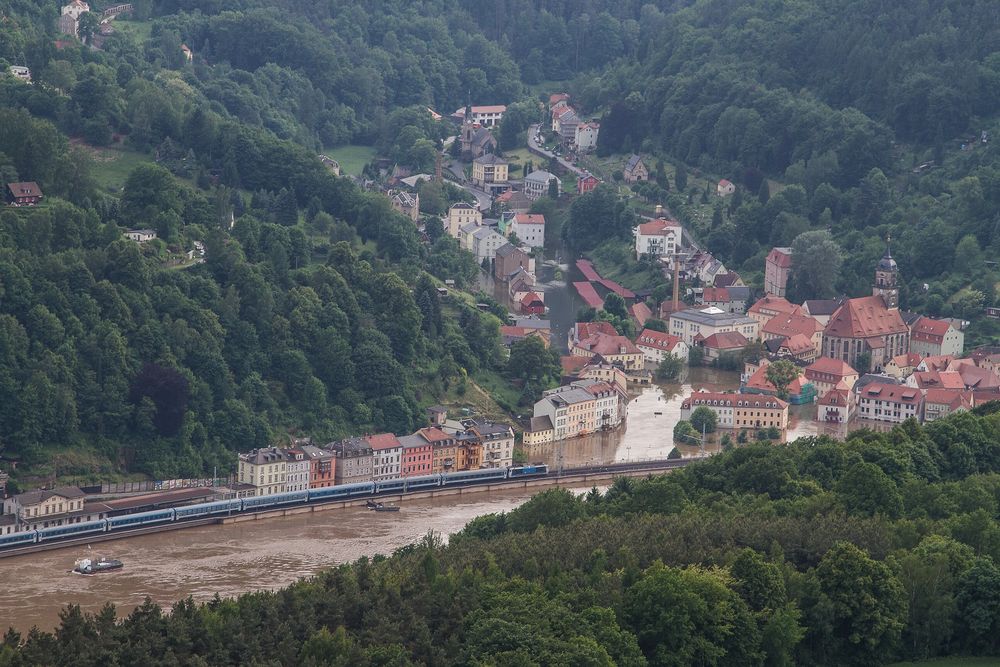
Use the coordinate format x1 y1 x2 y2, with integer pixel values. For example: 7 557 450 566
873 234 899 309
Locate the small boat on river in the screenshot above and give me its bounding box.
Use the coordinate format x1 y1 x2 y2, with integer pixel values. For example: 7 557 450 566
366 500 400 512
73 556 123 575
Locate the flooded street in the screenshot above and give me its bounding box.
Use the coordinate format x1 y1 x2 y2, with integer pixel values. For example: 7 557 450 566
0 485 596 634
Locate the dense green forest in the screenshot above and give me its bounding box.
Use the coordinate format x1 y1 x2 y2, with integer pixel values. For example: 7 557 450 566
0 0 512 482
5 405 1000 665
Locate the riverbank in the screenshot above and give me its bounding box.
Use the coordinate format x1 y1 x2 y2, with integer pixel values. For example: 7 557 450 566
0 483 610 634
0 462 691 560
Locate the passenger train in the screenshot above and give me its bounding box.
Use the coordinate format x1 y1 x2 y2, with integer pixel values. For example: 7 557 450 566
0 465 549 550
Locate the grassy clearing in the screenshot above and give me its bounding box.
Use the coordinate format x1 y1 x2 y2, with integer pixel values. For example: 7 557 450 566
113 18 153 43
323 144 377 175
86 145 154 192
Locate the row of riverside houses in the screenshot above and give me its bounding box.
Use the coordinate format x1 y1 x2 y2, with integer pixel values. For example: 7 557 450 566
235 416 515 497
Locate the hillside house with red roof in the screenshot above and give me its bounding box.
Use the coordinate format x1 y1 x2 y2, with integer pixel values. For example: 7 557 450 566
717 179 736 196
577 173 600 194
910 316 964 358
519 292 545 316
634 218 682 260
6 182 43 206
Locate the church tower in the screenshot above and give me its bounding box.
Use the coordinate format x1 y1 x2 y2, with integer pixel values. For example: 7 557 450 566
873 234 899 309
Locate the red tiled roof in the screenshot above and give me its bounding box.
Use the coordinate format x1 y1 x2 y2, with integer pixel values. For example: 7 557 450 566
824 296 907 338
780 334 815 355
575 321 618 340
924 388 973 409
636 329 684 352
416 427 453 443
574 282 604 308
520 292 545 307
629 302 652 326
819 381 853 406
7 181 42 197
702 331 749 350
702 287 731 303
560 355 591 375
910 371 965 390
637 218 680 235
366 433 402 451
919 355 955 371
766 247 793 269
955 365 1000 389
600 278 635 300
890 352 922 368
912 317 952 343
576 259 601 281
860 383 922 405
805 357 857 377
748 295 799 317
575 332 642 357
549 93 570 106
745 365 807 394
514 213 545 225
763 312 821 339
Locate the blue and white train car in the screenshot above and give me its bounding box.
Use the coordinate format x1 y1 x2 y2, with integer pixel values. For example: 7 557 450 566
36 519 108 542
0 531 38 548
174 499 242 520
106 508 175 531
442 468 507 486
308 482 375 502
241 489 308 511
373 474 441 494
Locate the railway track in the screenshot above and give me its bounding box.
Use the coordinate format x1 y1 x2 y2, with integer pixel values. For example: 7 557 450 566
0 458 704 558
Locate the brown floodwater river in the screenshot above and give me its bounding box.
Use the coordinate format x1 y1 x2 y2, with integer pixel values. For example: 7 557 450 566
0 484 597 634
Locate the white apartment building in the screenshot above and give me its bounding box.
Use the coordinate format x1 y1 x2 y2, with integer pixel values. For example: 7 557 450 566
367 433 403 481
510 213 546 248
634 218 681 259
856 382 923 423
284 448 310 492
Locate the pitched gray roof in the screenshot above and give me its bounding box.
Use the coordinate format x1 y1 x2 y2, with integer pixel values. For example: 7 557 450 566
12 486 85 506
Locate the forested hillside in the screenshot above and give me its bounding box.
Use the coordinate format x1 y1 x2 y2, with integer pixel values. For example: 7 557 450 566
10 405 1000 665
0 0 509 482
